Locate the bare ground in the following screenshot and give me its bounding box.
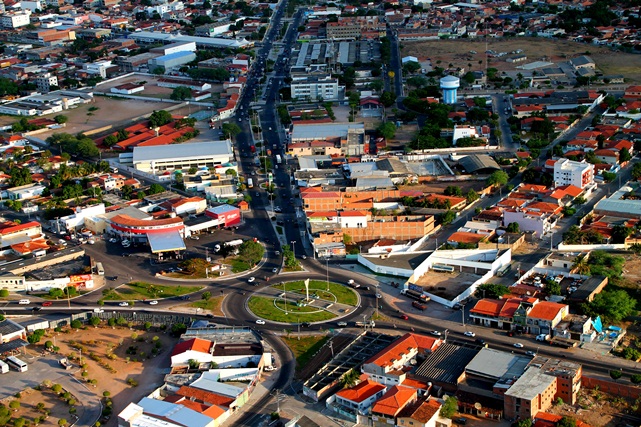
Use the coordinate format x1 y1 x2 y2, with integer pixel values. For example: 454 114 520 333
547 388 640 427
401 38 641 82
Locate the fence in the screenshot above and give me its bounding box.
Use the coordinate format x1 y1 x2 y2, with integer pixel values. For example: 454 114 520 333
582 376 641 400
556 243 628 251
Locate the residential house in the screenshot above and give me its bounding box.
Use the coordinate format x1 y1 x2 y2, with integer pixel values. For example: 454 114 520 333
526 301 569 335
397 398 448 427
170 338 214 367
371 385 418 427
329 378 387 419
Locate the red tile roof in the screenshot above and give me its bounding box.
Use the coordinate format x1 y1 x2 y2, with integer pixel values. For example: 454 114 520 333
0 221 40 235
336 379 386 403
399 398 441 423
448 231 485 244
365 333 440 369
372 385 417 417
110 214 182 227
171 338 212 356
176 386 235 407
528 301 566 321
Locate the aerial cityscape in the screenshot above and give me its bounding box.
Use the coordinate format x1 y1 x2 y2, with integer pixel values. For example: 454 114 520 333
2 0 641 427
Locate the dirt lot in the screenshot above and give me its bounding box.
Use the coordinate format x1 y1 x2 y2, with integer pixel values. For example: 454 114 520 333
401 38 641 82
397 180 486 193
32 324 178 427
414 270 481 299
547 388 640 427
0 386 78 427
93 75 225 98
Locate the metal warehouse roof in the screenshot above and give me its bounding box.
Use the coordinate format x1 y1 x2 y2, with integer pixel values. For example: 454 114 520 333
133 141 232 163
458 154 500 173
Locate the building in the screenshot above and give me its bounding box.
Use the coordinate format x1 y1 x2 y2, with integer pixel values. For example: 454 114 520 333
397 398 447 427
526 301 569 336
204 205 241 227
326 20 361 40
148 51 197 73
554 159 594 189
35 73 58 93
132 141 234 175
0 317 27 354
440 76 460 105
333 379 387 416
371 386 418 427
503 367 558 420
290 74 342 101
2 11 31 29
107 215 184 242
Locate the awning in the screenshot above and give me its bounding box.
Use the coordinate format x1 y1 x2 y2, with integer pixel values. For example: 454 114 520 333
0 339 28 355
147 231 186 254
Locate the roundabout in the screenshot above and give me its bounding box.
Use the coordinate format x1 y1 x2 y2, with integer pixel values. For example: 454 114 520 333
247 280 359 323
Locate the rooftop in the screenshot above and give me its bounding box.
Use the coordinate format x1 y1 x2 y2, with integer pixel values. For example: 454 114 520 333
504 367 556 400
133 140 232 163
365 333 440 369
335 379 386 403
465 348 531 382
371 385 417 417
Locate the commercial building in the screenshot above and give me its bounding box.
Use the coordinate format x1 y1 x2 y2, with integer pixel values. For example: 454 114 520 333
148 51 197 72
290 74 342 101
132 141 234 174
204 205 241 227
129 31 253 49
35 73 58 93
553 159 594 189
2 11 31 29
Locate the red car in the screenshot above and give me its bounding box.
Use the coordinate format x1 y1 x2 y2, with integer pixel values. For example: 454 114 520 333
42 301 52 307
399 314 409 320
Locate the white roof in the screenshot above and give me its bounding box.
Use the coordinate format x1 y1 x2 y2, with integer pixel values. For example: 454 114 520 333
137 397 213 427
130 31 251 48
148 231 186 253
133 141 232 163
190 370 245 398
291 122 364 141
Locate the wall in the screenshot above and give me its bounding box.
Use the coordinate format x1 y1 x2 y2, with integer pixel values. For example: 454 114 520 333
582 376 641 400
556 243 627 251
0 247 84 275
478 234 525 252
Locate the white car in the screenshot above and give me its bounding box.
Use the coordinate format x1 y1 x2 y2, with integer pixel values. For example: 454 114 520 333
272 268 278 273
256 319 265 325
274 207 282 212
337 322 348 327
430 330 442 337
109 238 118 243
87 239 95 245
119 302 129 307
464 331 476 337
248 277 255 283
375 293 382 299
513 343 524 348
149 300 158 305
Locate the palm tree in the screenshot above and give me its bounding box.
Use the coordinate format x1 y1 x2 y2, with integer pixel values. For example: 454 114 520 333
630 243 641 256
339 369 360 389
572 254 591 279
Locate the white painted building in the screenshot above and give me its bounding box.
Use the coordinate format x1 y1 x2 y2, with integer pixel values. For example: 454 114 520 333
35 73 58 93
132 141 234 175
83 61 112 78
291 74 342 101
7 184 46 200
553 158 594 189
2 11 31 28
19 0 43 12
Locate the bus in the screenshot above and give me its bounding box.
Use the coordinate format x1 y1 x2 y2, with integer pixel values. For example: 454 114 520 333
276 154 282 165
6 356 27 372
96 262 104 276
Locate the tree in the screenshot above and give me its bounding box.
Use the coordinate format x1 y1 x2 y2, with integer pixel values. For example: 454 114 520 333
378 122 396 140
201 291 211 301
439 210 456 226
632 163 641 180
147 183 165 195
54 115 68 124
444 186 463 197
90 317 101 327
583 289 636 323
339 369 360 388
380 91 397 107
506 222 520 233
170 86 192 101
476 283 510 299
487 170 509 187
631 374 641 384
558 417 576 427
222 123 242 139
238 240 264 266
610 370 623 381
544 281 561 296
58 419 67 427
515 420 533 427
71 320 82 329
620 147 632 162
439 395 458 418
0 289 8 298
103 135 118 147
572 254 591 279
466 189 479 203
9 401 20 410
148 110 173 128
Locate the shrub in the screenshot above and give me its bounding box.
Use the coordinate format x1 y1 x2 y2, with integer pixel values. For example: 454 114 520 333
631 374 641 384
52 384 62 393
58 419 67 427
9 400 20 410
126 377 138 387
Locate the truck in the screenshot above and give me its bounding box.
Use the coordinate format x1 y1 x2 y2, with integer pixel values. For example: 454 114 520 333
401 289 430 302
225 239 244 248
412 301 427 311
355 320 375 328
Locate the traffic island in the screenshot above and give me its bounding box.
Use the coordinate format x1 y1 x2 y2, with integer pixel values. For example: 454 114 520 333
247 280 359 323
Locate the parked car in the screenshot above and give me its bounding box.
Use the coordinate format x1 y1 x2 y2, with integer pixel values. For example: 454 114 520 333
464 331 476 337
42 301 52 307
513 343 524 348
430 330 442 337
399 314 409 320
272 268 278 273
119 302 129 307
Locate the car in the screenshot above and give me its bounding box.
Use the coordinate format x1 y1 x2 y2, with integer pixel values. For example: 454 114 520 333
301 255 307 260
399 314 409 320
272 268 278 273
464 331 476 337
453 418 467 425
475 338 486 345
274 207 282 212
430 330 442 337
87 239 95 245
190 236 200 240
108 276 118 281
256 319 266 325
337 322 348 327
149 300 158 305
275 250 280 256
93 308 104 313
32 306 42 311
109 238 118 243
119 302 129 307
513 343 524 348
248 277 255 283
301 322 311 328
375 293 382 299
525 351 536 357
42 301 52 307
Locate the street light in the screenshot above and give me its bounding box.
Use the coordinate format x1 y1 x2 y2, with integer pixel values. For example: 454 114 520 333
290 240 296 259
326 258 329 292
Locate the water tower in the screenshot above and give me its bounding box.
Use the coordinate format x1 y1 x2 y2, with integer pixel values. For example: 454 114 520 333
440 75 460 104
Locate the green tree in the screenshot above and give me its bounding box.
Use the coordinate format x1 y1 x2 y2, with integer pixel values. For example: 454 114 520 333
339 369 360 388
620 147 632 162
609 370 623 382
54 115 68 124
13 418 25 427
444 186 463 197
378 122 396 140
583 289 636 323
9 401 20 410
506 222 521 233
71 320 82 329
439 395 458 418
103 135 118 147
147 183 165 195
201 291 211 301
466 189 479 203
487 170 509 187
222 123 242 139
90 317 101 327
0 289 8 298
380 91 397 107
148 110 173 128
476 283 510 299
544 281 561 296
631 374 641 384
632 163 641 180
439 210 456 226
515 420 533 427
238 240 264 266
170 86 192 101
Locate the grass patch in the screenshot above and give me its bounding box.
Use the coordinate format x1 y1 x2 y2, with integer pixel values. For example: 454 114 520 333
102 282 202 301
230 258 251 273
282 334 329 374
191 296 225 316
276 226 283 234
283 265 304 272
272 280 358 306
248 296 336 322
